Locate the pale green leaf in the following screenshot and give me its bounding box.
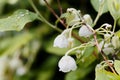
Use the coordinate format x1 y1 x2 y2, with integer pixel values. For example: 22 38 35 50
114 60 120 75
95 69 120 80
95 63 120 80
90 0 108 14
0 9 37 31
107 0 120 20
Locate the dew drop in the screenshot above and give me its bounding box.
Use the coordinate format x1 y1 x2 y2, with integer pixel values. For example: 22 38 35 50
20 14 25 17
26 10 29 15
17 16 20 19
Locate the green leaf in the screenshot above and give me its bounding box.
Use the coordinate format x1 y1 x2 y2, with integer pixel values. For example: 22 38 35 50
95 62 120 80
65 67 92 80
114 60 120 75
107 0 120 20
77 46 97 67
90 0 108 14
95 68 120 80
0 9 37 31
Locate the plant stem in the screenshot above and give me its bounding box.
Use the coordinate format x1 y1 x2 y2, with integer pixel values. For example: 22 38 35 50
93 0 104 26
57 0 63 15
65 44 86 56
84 22 116 74
44 0 66 27
113 20 117 32
28 0 62 32
93 32 116 74
44 0 85 43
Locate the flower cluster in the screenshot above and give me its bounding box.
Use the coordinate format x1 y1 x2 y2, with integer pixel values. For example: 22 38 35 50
53 8 94 72
53 7 120 73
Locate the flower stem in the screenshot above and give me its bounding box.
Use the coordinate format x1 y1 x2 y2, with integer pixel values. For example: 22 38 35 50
84 22 116 74
93 0 104 26
57 0 63 15
113 20 117 32
93 32 116 74
28 0 62 32
65 43 91 56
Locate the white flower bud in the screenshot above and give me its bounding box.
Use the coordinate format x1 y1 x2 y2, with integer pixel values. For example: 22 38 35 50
83 14 93 26
58 55 77 72
112 36 120 49
79 25 93 37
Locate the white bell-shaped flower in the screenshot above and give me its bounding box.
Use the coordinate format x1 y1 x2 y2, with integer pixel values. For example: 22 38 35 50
112 36 120 49
83 14 93 26
103 47 115 55
103 42 115 55
54 29 74 48
99 39 115 55
58 55 77 72
54 34 69 48
79 25 93 37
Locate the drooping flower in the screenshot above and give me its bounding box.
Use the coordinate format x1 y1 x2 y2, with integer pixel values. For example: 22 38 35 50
99 40 115 55
83 14 93 26
54 34 69 48
58 55 77 72
54 29 74 48
103 47 115 55
79 25 93 37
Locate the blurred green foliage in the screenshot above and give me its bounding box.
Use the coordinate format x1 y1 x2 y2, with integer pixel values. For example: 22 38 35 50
1 0 120 80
